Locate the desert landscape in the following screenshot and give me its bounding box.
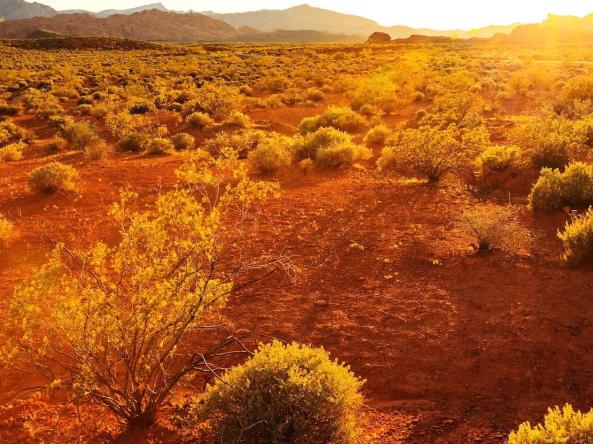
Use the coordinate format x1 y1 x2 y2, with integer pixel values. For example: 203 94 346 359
2 1 593 443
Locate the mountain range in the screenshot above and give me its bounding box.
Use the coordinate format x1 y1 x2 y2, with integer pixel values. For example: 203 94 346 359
2 0 593 44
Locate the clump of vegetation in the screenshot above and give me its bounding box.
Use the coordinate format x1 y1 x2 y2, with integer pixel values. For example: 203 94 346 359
475 145 522 175
0 214 14 243
170 132 195 150
299 106 367 134
84 139 111 160
117 133 148 153
146 137 174 155
558 208 593 266
28 162 79 193
295 127 371 169
0 142 24 161
186 111 214 129
509 404 593 443
248 135 294 175
363 124 392 147
225 111 250 128
58 119 100 150
529 162 593 212
182 341 363 444
378 125 488 182
460 205 532 256
182 84 243 121
5 151 280 428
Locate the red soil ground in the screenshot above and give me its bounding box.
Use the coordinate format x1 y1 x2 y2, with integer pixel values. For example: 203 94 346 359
1 101 593 443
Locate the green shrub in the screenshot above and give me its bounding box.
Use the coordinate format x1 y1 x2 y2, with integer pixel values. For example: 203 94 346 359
28 162 78 193
363 124 392 147
196 341 364 444
186 111 213 129
248 136 293 175
0 142 24 161
170 133 195 150
529 162 593 212
460 205 532 256
146 137 174 155
476 145 522 175
299 106 367 134
509 404 593 444
558 208 593 266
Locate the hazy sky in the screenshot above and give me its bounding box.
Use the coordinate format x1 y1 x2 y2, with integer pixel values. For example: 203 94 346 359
37 0 593 30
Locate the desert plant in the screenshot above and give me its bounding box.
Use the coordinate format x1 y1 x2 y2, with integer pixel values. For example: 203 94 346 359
84 139 111 160
116 133 148 153
170 133 195 150
475 145 522 175
248 136 293 175
0 142 24 161
529 162 593 212
4 150 281 428
295 127 371 168
146 137 174 155
558 208 593 266
508 404 593 443
460 205 532 256
225 111 250 128
0 215 13 243
58 120 99 150
363 124 392 147
28 162 78 193
186 111 213 129
299 106 367 134
185 341 364 444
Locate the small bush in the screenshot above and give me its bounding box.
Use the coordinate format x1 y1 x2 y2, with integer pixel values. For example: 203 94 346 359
0 142 24 161
116 133 148 153
225 111 250 128
460 205 532 256
170 133 195 150
558 208 593 266
295 127 371 168
248 136 293 175
84 139 111 160
0 103 20 116
59 120 99 150
195 341 364 444
44 138 67 154
28 162 78 193
0 215 14 243
363 124 392 147
509 404 593 444
529 162 593 212
146 137 174 155
299 106 367 134
186 112 213 129
476 145 522 175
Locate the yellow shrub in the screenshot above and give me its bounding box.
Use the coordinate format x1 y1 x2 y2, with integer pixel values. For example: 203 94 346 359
28 162 79 193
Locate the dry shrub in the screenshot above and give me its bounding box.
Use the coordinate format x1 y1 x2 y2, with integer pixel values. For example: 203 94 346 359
295 127 371 169
186 341 364 444
117 133 148 153
84 139 111 160
363 124 392 147
146 137 174 155
186 111 213 129
248 135 293 175
0 214 14 243
475 145 522 175
58 120 100 150
170 133 195 150
0 142 24 161
28 162 79 193
225 111 250 128
460 205 531 256
299 106 367 134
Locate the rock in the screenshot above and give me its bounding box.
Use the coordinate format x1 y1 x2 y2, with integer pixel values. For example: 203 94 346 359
366 32 391 44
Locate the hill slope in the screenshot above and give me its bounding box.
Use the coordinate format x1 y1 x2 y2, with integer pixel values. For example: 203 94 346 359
0 10 237 41
60 2 168 18
498 13 593 44
0 0 55 20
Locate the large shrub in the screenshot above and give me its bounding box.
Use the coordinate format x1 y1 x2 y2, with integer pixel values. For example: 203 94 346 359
363 124 392 147
378 125 488 182
28 162 79 193
509 404 593 443
475 145 522 175
196 341 364 444
181 84 243 121
558 208 593 266
58 120 100 150
248 136 293 175
529 162 593 212
186 111 213 129
170 132 195 150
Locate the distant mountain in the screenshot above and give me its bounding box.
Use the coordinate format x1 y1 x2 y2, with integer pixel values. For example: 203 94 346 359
60 2 168 18
0 0 55 20
498 13 593 44
0 10 237 41
203 3 518 39
235 29 361 43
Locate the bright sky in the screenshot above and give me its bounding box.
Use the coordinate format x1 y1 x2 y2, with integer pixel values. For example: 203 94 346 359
37 0 593 30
